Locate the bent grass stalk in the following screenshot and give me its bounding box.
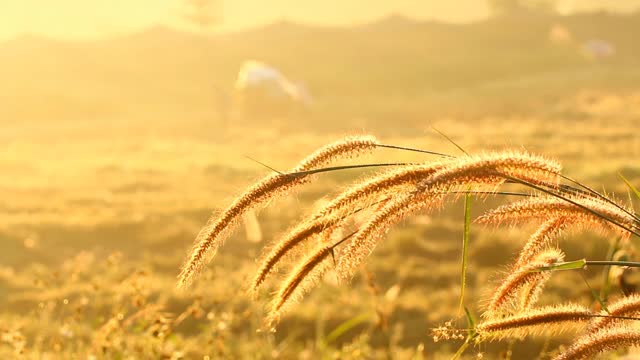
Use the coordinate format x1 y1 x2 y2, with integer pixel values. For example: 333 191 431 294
249 215 339 295
267 244 334 326
333 149 556 281
418 150 562 192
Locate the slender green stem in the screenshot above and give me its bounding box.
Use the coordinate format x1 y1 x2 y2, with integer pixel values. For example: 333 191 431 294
580 272 608 313
587 260 640 267
537 259 640 272
600 238 620 304
458 193 472 314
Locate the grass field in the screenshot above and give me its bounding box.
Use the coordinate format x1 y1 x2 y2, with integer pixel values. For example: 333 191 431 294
2 12 640 359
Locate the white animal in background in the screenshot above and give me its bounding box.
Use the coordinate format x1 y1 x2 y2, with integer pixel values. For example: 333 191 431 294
233 60 312 119
582 39 616 60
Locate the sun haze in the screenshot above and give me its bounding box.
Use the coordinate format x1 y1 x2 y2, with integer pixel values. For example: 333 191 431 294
1 0 639 41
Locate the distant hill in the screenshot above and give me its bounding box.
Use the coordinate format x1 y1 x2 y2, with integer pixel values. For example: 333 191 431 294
2 13 640 127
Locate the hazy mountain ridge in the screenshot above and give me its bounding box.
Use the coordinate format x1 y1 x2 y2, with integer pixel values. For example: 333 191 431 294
2 13 639 125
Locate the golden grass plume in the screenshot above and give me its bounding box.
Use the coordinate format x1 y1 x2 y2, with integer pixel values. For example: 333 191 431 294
313 162 451 220
514 217 569 269
267 243 335 326
476 195 636 238
249 213 341 296
178 135 378 288
335 191 446 281
484 248 564 317
418 150 562 192
476 304 592 340
553 327 640 360
587 294 640 333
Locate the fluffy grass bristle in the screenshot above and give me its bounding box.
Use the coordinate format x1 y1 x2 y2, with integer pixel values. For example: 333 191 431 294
293 134 379 172
587 294 640 333
336 191 445 281
514 217 569 268
553 327 640 360
419 150 561 192
267 244 334 325
314 162 450 219
179 134 378 288
484 248 564 316
249 214 340 296
476 195 636 238
477 304 591 340
178 173 308 288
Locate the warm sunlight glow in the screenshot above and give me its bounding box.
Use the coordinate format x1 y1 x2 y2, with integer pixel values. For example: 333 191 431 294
2 1 640 358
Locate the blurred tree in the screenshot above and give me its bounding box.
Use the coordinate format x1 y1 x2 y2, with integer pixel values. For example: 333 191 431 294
182 0 222 32
488 0 557 17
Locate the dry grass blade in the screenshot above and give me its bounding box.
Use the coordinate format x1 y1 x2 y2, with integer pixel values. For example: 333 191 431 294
553 327 640 360
476 304 592 340
178 135 378 288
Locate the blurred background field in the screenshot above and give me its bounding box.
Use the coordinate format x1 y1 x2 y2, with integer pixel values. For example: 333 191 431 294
2 1 640 358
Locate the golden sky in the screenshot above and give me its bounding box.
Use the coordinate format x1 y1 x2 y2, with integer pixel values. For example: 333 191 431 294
1 0 638 42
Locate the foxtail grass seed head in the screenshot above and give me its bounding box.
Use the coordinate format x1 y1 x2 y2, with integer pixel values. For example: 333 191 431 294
293 134 379 172
553 327 640 360
178 173 307 288
249 214 340 296
476 195 635 238
484 248 564 316
477 304 591 340
419 150 561 192
313 162 450 219
587 294 640 333
267 244 333 325
514 217 568 268
336 191 445 281
518 280 543 311
179 135 379 288
178 138 640 356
